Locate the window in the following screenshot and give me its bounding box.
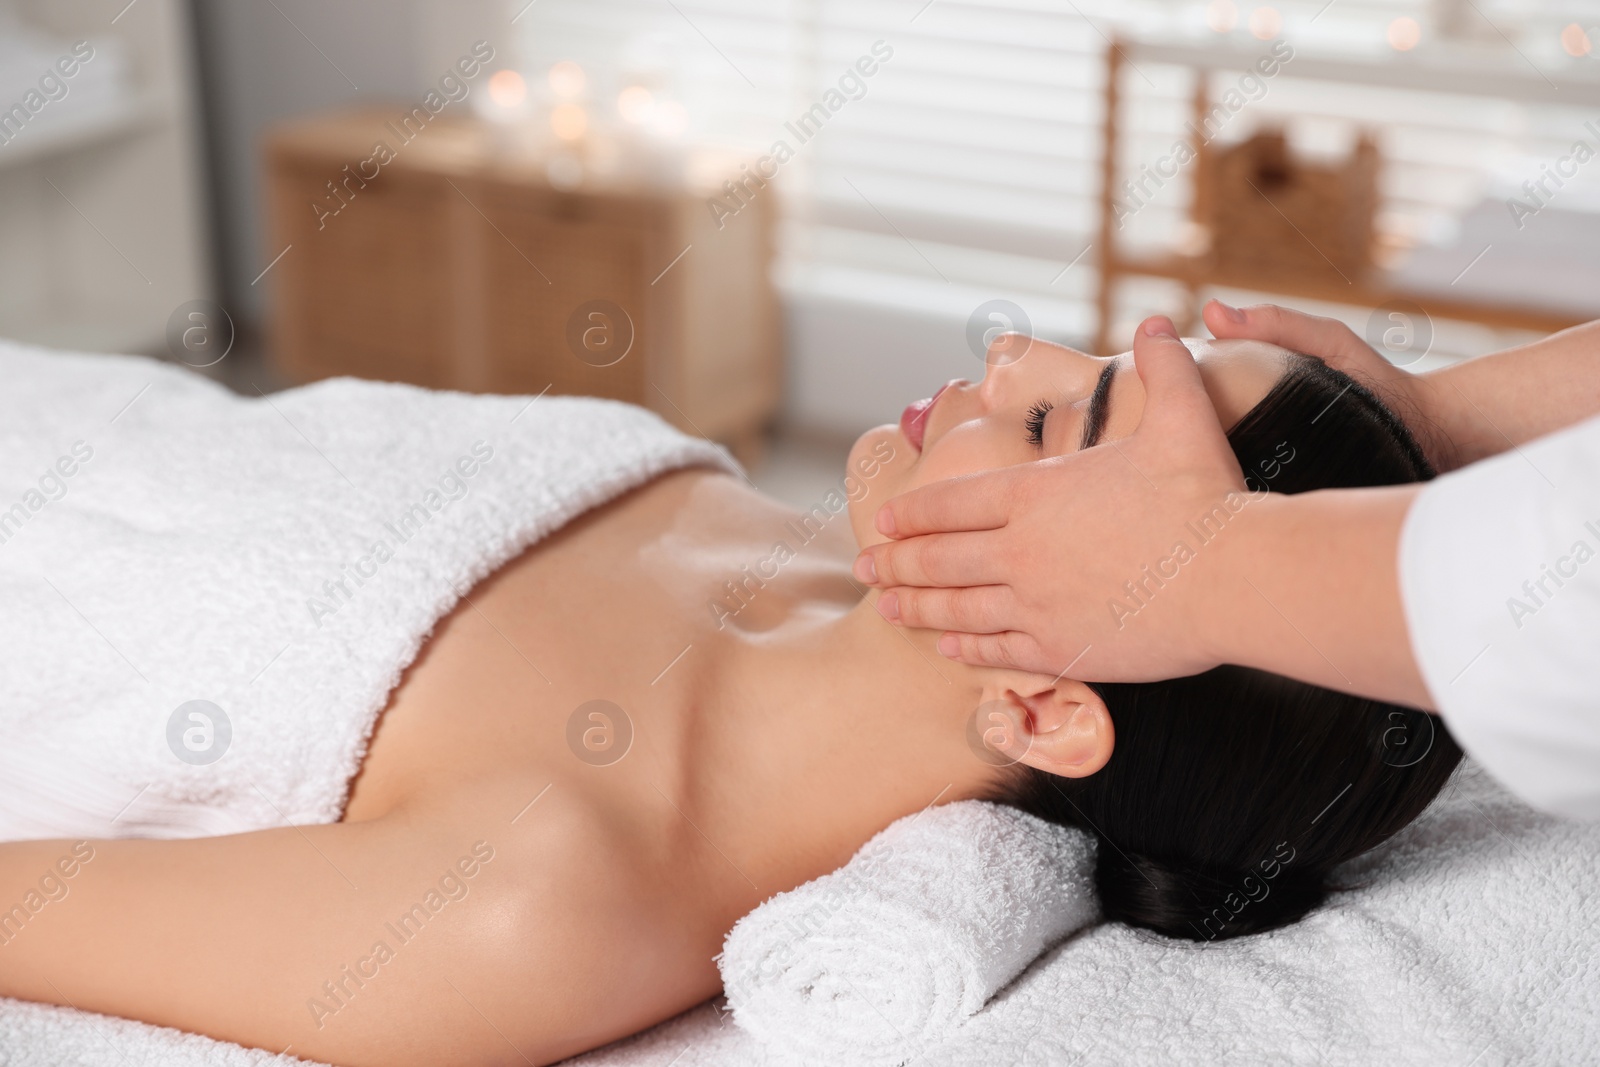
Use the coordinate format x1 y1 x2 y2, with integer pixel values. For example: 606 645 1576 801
512 0 1600 379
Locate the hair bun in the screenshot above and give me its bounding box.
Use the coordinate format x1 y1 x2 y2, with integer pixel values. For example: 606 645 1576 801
1092 841 1327 942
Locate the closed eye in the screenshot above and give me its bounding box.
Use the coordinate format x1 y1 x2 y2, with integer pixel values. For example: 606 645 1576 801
1024 399 1054 448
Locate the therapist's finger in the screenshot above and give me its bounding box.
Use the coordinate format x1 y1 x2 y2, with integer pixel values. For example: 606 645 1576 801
1202 300 1373 368
873 465 1021 539
935 629 1053 676
875 584 1017 634
855 529 1006 589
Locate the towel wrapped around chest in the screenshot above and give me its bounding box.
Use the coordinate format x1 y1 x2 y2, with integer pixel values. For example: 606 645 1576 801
0 340 737 843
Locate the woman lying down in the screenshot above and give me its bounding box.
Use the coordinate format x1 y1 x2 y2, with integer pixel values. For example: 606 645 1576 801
0 326 1459 1066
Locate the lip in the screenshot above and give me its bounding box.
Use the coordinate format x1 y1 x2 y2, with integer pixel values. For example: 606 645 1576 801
899 380 959 452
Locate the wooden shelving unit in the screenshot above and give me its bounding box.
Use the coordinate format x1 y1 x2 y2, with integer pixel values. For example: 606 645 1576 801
1093 34 1600 356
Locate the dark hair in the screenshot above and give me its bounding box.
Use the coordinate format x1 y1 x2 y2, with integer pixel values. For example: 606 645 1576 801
1001 354 1462 942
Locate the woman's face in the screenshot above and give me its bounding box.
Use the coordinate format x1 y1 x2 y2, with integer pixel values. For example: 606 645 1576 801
846 335 1291 549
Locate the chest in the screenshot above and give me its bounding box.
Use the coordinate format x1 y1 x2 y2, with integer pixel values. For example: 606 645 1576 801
341 470 852 820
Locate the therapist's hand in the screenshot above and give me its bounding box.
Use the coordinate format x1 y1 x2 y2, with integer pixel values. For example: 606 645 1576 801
1201 299 1455 470
856 316 1249 681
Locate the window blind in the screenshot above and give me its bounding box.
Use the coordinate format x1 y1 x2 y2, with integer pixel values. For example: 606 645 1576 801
512 0 1596 350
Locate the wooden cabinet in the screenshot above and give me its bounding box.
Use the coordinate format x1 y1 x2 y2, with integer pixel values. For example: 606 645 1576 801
264 109 781 459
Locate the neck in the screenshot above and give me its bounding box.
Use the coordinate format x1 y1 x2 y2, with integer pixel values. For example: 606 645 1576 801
698 580 1006 885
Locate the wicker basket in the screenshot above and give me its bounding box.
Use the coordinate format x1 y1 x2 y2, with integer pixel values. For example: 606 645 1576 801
1201 128 1379 284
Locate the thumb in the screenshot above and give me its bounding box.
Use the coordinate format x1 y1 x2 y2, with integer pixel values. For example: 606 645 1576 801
1129 316 1223 439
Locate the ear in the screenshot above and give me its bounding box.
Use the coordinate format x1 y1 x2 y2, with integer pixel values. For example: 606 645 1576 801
980 676 1114 779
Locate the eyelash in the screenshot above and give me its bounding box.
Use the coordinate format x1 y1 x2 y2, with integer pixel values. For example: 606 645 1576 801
1024 399 1054 447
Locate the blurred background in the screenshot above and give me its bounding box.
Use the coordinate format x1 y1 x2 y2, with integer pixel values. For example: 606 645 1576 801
5 0 1600 504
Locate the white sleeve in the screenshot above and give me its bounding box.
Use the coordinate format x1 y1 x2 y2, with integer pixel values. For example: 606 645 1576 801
1399 413 1600 819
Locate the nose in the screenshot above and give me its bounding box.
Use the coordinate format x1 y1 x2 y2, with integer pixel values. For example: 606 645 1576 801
983 331 1034 370
977 332 1040 407
976 335 1100 409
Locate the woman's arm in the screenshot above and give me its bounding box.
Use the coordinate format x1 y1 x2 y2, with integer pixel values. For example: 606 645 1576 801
0 777 722 1067
0 805 546 1066
1203 302 1600 472
0 812 512 1062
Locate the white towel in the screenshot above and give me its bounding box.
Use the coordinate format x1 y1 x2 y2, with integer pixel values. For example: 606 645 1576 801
0 339 735 846
718 801 1097 1067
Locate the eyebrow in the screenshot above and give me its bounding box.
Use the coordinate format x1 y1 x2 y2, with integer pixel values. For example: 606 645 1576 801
1078 358 1120 451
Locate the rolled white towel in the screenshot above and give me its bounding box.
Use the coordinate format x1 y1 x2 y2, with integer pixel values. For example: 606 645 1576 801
718 800 1097 1067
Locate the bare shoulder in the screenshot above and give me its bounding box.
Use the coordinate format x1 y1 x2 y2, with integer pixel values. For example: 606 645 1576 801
0 778 722 1067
